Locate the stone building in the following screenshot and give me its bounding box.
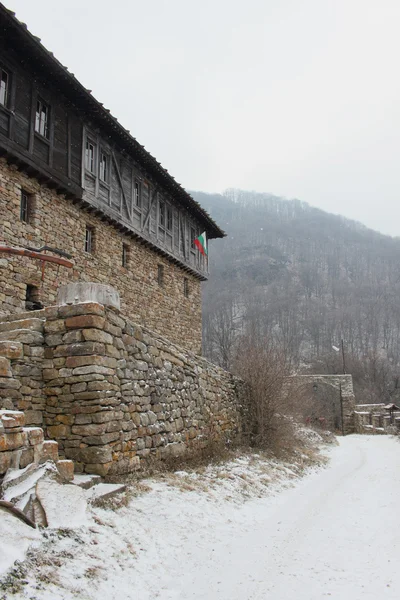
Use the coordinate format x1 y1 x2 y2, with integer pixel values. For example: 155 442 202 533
0 4 224 354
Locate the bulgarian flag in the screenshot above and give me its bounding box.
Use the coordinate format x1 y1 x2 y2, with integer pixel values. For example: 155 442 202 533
194 231 208 256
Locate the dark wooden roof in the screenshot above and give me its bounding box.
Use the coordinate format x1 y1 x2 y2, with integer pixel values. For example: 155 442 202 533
0 3 225 239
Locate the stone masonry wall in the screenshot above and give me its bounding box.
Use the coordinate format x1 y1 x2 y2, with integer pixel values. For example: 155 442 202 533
0 302 242 476
0 160 202 353
354 404 400 434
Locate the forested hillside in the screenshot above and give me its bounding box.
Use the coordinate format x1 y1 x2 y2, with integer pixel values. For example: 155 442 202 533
192 190 400 402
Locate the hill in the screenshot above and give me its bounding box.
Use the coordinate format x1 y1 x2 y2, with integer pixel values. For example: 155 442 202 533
192 189 400 402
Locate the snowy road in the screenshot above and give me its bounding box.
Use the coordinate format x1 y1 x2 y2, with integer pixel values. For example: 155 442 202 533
6 435 400 600
134 436 399 600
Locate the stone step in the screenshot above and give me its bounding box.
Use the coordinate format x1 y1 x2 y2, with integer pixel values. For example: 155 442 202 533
87 483 126 505
2 462 57 505
1 463 37 492
71 473 102 489
0 318 45 334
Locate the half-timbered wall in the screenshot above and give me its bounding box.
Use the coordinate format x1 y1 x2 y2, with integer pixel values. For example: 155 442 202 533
81 127 208 276
0 39 210 279
0 41 82 196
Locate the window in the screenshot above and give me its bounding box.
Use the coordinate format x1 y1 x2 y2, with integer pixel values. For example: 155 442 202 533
190 227 196 250
183 278 189 298
20 190 31 223
0 68 9 107
25 284 42 311
167 207 173 232
159 201 165 227
99 150 109 183
85 226 94 253
35 99 49 138
85 140 96 173
158 264 164 287
122 243 129 267
133 180 141 207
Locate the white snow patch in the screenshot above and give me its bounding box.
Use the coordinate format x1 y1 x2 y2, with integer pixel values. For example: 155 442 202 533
3 437 399 599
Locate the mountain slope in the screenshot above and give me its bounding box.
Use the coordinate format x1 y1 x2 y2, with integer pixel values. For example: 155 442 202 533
192 190 400 393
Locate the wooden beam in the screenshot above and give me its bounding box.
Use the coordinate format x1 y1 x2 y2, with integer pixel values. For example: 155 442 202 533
142 186 158 231
111 150 132 221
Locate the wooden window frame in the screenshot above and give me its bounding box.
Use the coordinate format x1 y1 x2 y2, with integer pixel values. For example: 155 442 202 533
20 189 31 223
159 200 166 228
133 179 141 208
99 149 109 184
35 97 50 139
0 67 10 108
190 226 196 252
85 138 97 174
166 206 173 232
85 226 95 254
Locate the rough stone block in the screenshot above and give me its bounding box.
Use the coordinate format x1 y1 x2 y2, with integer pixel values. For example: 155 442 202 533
67 446 112 464
0 340 23 359
65 315 106 330
40 440 59 462
47 424 69 439
71 423 107 436
0 318 44 333
44 319 66 334
19 446 34 468
56 459 74 481
84 461 113 476
58 284 119 311
0 330 44 344
0 357 12 377
54 341 106 357
84 431 120 445
0 377 21 389
66 355 117 369
0 450 13 474
0 430 27 451
0 410 25 428
25 427 45 446
82 329 114 344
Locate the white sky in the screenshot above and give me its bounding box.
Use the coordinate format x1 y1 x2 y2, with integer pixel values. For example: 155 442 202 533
8 0 400 236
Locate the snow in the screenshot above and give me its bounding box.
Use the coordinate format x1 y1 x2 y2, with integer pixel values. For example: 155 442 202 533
3 463 56 503
0 512 40 577
36 479 88 529
1 435 399 599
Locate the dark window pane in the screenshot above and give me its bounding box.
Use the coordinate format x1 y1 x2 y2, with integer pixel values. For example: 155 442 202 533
85 226 94 253
159 201 165 227
158 264 164 286
134 181 141 207
20 190 30 223
167 208 173 232
0 69 9 106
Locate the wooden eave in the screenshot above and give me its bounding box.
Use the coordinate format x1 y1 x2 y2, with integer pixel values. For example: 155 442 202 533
0 3 225 240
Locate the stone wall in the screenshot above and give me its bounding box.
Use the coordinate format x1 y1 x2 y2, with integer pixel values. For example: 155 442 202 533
0 159 202 353
0 301 242 476
354 404 400 434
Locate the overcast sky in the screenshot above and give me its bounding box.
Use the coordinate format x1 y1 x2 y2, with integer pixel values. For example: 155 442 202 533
8 0 400 236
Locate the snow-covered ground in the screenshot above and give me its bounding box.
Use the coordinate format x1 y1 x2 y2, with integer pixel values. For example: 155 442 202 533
1 435 399 600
